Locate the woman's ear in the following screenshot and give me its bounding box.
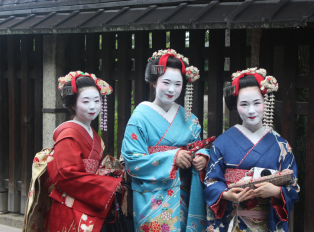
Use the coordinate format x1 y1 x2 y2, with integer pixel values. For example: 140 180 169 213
72 106 75 111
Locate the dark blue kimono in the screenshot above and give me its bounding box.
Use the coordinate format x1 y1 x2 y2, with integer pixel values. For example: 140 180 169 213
203 126 299 232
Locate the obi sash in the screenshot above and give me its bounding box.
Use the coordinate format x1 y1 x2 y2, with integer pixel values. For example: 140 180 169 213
224 168 268 220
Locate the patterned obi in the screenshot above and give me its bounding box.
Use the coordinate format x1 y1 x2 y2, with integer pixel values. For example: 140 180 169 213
224 168 269 221
82 159 99 174
148 145 179 154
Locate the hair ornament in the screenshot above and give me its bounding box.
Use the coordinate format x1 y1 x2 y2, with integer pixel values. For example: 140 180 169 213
58 71 113 96
148 49 200 121
58 71 113 131
225 67 279 129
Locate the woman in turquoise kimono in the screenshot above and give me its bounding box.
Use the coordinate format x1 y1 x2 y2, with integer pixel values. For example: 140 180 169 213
203 68 300 232
121 49 211 232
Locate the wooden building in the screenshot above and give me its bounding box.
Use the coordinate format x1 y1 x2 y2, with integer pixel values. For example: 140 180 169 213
0 0 313 231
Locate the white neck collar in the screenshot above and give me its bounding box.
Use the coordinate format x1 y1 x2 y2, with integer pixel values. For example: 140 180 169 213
234 124 270 144
141 101 180 123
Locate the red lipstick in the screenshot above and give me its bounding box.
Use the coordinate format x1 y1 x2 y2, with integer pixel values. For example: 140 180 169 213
89 113 95 115
249 116 256 119
166 94 174 98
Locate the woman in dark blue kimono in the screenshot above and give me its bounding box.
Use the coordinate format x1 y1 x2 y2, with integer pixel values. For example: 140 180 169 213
203 68 299 232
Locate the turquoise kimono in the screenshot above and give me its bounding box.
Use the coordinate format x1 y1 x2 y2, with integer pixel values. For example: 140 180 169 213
121 102 209 232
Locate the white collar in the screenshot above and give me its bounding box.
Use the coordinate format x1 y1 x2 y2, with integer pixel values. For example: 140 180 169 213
140 101 180 124
54 120 93 139
234 124 270 144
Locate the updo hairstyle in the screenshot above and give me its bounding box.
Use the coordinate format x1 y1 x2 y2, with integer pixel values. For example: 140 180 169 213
225 75 261 111
145 56 188 88
60 76 100 119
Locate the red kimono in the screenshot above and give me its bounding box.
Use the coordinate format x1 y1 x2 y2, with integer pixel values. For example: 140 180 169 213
45 122 121 232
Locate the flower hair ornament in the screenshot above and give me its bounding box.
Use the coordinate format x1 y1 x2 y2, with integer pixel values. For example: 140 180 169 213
223 67 279 129
58 71 113 131
148 49 200 121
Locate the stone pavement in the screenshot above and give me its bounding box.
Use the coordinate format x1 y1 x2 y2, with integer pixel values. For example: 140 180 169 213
0 213 23 232
0 224 21 232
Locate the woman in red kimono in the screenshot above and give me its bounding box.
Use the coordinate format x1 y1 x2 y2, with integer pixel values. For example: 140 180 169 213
29 71 121 232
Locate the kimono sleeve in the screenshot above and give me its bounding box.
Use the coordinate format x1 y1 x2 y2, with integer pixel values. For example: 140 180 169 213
122 123 181 182
268 141 300 224
203 144 229 221
47 137 121 210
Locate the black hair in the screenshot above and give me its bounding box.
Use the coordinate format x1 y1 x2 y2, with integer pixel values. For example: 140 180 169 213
225 75 261 111
145 56 188 88
60 76 100 119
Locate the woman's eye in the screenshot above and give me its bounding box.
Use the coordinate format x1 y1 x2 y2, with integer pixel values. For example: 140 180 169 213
95 100 100 103
83 101 89 104
163 82 169 85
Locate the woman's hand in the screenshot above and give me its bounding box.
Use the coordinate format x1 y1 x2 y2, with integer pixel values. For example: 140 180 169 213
192 155 207 171
175 150 192 169
222 187 255 202
254 182 282 199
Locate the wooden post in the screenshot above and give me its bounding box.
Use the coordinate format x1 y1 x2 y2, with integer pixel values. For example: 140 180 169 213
304 43 314 232
134 31 149 107
70 34 85 71
189 30 205 134
116 32 132 159
207 30 224 137
20 35 34 213
34 35 43 155
8 35 21 212
150 31 166 101
86 33 100 131
101 32 116 157
228 29 247 127
0 35 9 212
170 30 186 106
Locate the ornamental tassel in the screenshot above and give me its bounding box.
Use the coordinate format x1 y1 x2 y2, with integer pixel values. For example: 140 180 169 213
263 92 275 130
185 82 193 121
100 95 108 131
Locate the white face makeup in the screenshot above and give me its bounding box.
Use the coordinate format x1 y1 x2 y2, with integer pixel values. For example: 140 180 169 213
237 86 264 133
153 68 183 112
73 87 101 127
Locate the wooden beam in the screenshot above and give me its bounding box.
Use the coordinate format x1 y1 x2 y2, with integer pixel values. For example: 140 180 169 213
189 30 205 138
100 32 116 157
133 31 149 107
304 43 314 232
101 7 129 26
51 11 79 28
190 1 218 23
207 29 224 137
158 3 187 23
116 32 132 159
129 5 157 24
76 9 104 28
8 35 21 212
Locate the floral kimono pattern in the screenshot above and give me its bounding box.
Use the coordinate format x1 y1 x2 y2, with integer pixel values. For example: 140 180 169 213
23 122 122 232
121 102 210 232
203 125 300 232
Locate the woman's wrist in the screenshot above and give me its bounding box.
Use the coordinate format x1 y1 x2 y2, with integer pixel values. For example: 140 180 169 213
273 186 282 199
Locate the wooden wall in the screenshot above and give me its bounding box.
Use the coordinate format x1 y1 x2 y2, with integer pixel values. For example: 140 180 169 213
0 29 313 232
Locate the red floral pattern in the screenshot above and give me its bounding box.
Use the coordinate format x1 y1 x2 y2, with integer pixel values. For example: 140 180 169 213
141 225 149 232
150 221 161 232
131 133 138 140
82 159 99 174
224 168 251 184
167 189 173 196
